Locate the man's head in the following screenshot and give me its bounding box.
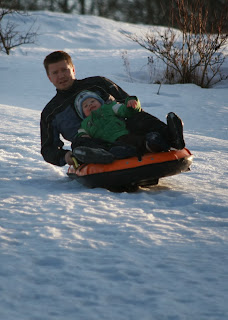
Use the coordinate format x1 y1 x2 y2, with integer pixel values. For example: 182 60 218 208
43 51 75 90
75 91 104 118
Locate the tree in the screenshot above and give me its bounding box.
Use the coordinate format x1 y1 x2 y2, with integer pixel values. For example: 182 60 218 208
58 0 76 13
78 0 86 14
0 1 38 55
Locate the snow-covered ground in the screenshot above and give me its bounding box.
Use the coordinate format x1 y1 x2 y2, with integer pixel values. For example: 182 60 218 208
0 11 228 320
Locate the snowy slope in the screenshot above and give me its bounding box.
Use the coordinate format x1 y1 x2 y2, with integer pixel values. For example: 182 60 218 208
0 11 228 320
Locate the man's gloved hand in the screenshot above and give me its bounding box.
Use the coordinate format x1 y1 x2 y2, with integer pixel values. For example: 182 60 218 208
65 151 74 165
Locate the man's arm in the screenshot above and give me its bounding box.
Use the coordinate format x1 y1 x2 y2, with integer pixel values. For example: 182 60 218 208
101 77 129 102
40 113 70 166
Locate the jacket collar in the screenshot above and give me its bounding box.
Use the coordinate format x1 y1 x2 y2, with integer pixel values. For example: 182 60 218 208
56 79 78 95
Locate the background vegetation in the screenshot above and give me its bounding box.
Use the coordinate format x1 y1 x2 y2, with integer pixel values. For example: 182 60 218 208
1 0 227 87
1 0 228 32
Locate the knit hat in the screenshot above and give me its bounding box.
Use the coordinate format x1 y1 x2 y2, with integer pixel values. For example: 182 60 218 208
74 90 104 119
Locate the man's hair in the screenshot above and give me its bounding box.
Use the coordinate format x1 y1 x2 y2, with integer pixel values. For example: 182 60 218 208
43 51 74 74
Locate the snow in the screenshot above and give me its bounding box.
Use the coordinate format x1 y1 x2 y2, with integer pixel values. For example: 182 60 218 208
0 11 228 320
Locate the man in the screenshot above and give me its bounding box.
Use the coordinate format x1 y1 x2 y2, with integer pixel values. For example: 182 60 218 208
40 51 185 167
41 51 131 166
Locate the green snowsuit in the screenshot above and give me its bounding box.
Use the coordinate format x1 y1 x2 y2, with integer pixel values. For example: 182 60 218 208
76 97 141 143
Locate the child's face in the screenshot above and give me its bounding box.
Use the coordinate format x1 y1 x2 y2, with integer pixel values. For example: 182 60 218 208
82 98 101 117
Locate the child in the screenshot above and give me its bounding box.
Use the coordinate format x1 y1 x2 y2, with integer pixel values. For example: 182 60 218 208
73 90 171 160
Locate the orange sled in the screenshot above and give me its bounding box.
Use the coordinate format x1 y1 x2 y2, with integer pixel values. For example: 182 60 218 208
67 148 193 191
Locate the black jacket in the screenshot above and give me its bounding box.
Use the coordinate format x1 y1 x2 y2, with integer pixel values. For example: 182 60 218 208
40 76 129 166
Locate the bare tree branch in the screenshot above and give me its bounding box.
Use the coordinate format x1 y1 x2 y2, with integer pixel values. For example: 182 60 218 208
0 4 38 55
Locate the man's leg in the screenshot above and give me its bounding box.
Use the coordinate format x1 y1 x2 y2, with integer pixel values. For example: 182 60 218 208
126 111 185 150
126 111 169 140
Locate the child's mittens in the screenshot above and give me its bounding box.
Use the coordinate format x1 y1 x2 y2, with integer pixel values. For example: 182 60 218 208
127 100 138 109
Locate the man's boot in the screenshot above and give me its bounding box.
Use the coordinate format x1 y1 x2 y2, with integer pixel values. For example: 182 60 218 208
146 132 170 152
73 146 114 164
167 112 185 150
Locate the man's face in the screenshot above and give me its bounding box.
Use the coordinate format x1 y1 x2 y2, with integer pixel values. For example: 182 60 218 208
47 60 75 90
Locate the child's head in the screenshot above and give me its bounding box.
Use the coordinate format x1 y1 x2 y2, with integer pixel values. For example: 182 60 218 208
75 91 104 118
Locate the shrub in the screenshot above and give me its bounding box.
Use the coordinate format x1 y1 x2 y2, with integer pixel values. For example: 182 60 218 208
123 0 228 88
